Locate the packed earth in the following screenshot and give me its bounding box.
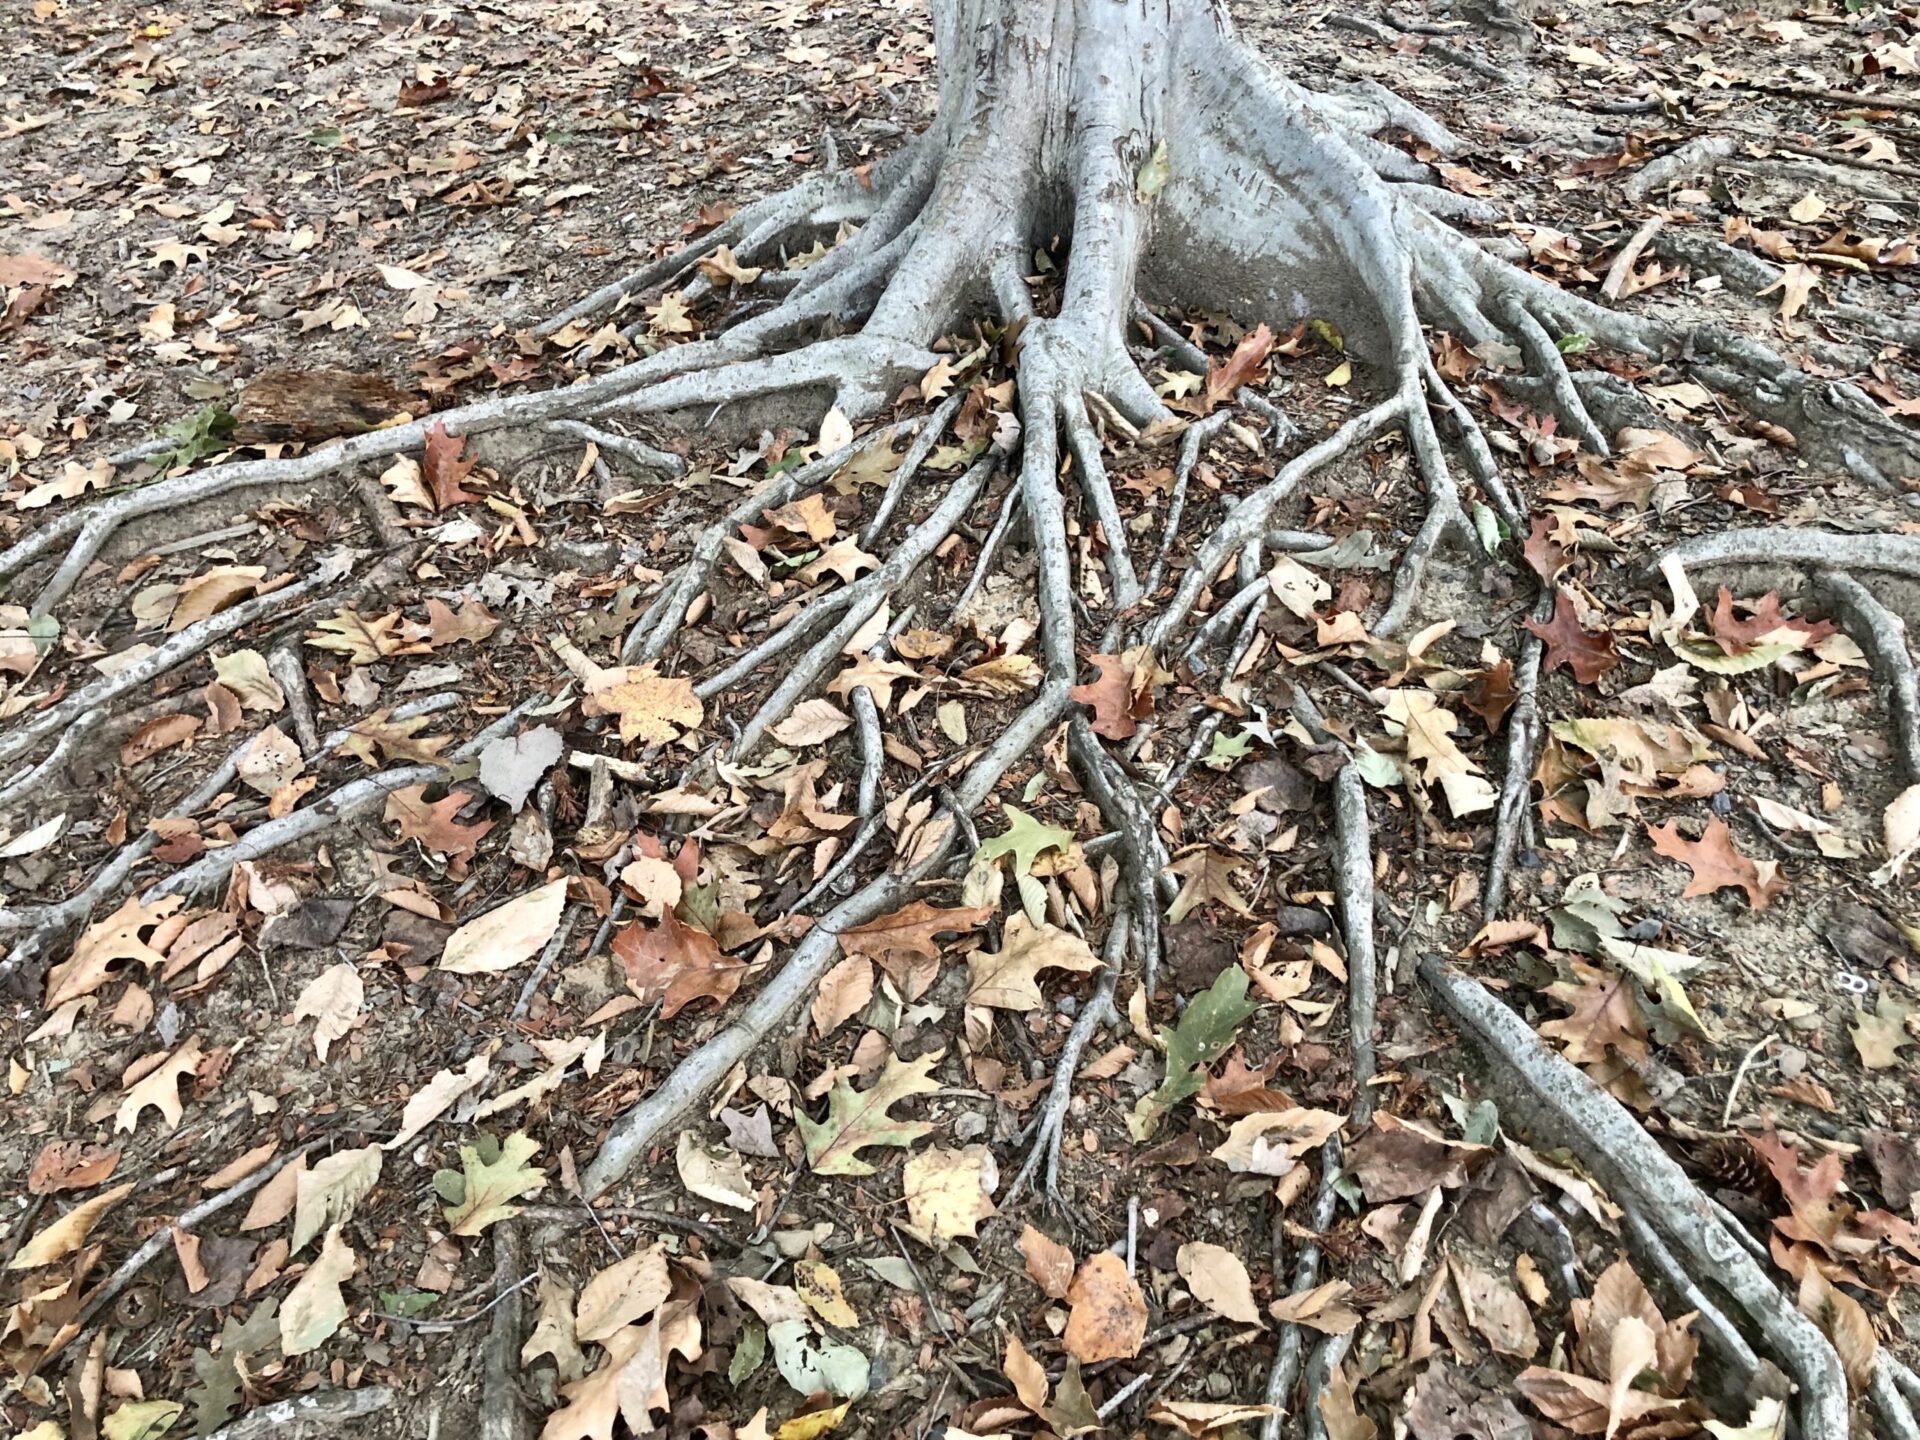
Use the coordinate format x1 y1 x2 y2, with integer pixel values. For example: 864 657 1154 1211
4 0 1920 1438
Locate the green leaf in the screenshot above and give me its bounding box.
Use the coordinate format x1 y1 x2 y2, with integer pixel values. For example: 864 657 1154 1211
1135 139 1171 201
1128 967 1258 1141
308 125 344 147
973 805 1074 926
1667 635 1801 674
1555 332 1593 355
796 1051 940 1177
379 1289 439 1318
152 404 235 473
442 1131 545 1236
1351 740 1403 789
768 1319 870 1400
730 1318 767 1385
1470 500 1501 556
1202 728 1255 772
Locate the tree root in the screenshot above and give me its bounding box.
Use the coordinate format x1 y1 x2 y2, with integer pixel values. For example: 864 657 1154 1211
1810 570 1920 784
1259 1137 1343 1440
1482 599 1548 919
1419 955 1852 1436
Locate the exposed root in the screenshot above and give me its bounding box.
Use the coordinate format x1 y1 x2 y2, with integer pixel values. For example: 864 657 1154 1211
1482 599 1549 918
1659 527 1920 581
1258 1137 1343 1440
1420 956 1851 1436
1811 570 1920 784
545 420 687 478
1005 912 1126 1204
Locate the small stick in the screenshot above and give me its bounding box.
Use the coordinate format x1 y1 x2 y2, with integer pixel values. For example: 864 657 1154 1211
1719 1034 1773 1129
268 645 320 754
889 1224 953 1339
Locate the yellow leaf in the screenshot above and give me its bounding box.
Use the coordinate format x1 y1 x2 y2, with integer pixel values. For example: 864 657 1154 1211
1324 361 1352 388
795 1258 858 1327
8 1182 136 1270
775 1402 850 1440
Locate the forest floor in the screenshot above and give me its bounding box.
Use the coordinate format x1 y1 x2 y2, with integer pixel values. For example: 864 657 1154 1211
3 1 1920 1439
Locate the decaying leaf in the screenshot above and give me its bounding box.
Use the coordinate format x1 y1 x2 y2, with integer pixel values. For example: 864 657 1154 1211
796 1051 940 1177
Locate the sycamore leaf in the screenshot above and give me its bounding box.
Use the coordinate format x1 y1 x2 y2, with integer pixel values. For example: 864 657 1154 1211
613 909 744 1018
280 1225 355 1355
7 1181 135 1269
1063 1252 1147 1363
797 1051 940 1177
1129 967 1258 1141
1646 818 1787 909
290 962 363 1062
902 1145 998 1240
1526 590 1621 685
439 879 568 974
676 1131 755 1211
440 1131 545 1235
966 915 1103 1011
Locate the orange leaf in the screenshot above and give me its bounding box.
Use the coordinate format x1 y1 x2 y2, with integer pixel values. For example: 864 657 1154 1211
1645 818 1787 910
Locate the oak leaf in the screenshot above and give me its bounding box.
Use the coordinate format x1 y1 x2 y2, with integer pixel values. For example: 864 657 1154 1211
423 422 481 508
1070 653 1151 740
837 900 990 999
1384 689 1497 817
1646 818 1786 909
1539 959 1649 1065
440 1131 545 1235
1526 590 1620 685
424 597 498 647
796 1050 940 1176
385 785 493 859
965 915 1102 1011
45 893 186 1008
613 909 744 1018
1705 587 1834 657
117 1036 204 1134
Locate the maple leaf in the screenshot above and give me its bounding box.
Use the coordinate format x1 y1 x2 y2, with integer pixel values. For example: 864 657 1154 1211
1539 959 1649 1065
613 909 745 1019
965 915 1103 1011
341 709 453 766
385 785 494 860
423 422 482 508
44 894 186 1008
1646 818 1787 909
1704 588 1835 657
438 1131 545 1235
1164 848 1256 924
796 1050 940 1177
1526 590 1621 685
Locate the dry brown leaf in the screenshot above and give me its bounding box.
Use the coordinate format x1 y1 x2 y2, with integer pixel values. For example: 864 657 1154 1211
1063 1252 1147 1363
1020 1223 1075 1300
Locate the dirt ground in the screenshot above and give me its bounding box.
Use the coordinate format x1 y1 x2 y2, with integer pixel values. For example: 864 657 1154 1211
3 1 1920 1439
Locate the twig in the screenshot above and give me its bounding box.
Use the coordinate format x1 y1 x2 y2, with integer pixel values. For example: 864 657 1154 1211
889 1224 953 1339
203 1388 395 1440
1719 1034 1773 1129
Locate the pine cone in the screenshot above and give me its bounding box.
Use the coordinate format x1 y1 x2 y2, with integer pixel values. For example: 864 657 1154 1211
1694 1136 1777 1201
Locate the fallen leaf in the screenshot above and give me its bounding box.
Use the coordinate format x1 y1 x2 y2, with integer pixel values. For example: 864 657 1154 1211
614 909 744 1018
280 1225 355 1355
797 1050 940 1176
1020 1224 1076 1299
440 1131 544 1235
966 915 1103 1011
439 879 568 974
7 1181 136 1269
903 1145 998 1240
1064 1252 1147 1363
290 963 362 1062
1646 818 1787 909
1177 1242 1261 1325
1527 590 1620 685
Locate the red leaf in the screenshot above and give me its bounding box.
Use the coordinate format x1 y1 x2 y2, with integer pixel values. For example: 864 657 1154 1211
1706 587 1836 657
423 422 481 508
1524 590 1620 685
1522 515 1570 583
613 909 745 1019
1069 654 1146 740
1204 323 1275 410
